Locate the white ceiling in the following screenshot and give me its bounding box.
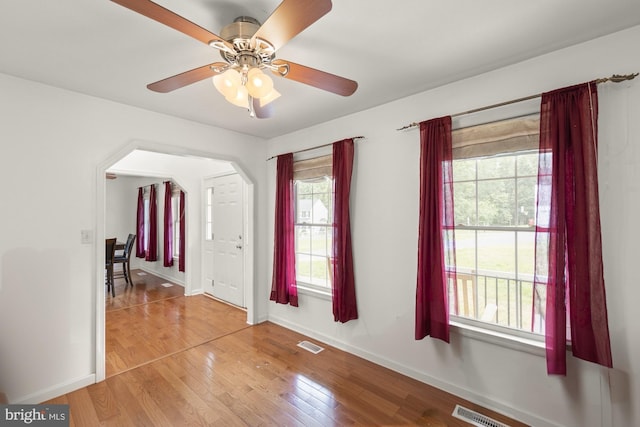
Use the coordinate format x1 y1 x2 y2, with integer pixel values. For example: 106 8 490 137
108 149 234 177
2 0 640 139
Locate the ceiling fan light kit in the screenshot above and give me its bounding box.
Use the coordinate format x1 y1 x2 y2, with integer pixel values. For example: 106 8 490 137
110 0 358 119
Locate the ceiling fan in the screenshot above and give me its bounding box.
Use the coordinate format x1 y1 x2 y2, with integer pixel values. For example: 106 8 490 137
110 0 358 118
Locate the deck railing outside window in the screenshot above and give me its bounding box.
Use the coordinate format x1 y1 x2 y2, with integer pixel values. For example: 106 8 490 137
448 268 545 334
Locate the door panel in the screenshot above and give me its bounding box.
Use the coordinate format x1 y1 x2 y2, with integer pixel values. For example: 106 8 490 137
203 174 244 307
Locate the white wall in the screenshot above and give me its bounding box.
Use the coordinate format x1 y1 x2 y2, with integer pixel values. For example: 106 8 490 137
105 175 136 245
0 74 268 403
266 26 640 427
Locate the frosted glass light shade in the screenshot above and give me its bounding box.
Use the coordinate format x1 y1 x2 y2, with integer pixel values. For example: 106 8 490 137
246 68 274 99
226 85 249 108
213 69 241 98
259 88 281 107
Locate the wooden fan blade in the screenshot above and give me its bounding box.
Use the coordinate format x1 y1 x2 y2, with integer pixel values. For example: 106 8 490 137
272 59 357 96
110 0 232 49
147 62 228 93
252 0 332 51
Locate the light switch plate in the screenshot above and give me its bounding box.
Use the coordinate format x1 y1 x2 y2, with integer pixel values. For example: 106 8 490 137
81 229 93 244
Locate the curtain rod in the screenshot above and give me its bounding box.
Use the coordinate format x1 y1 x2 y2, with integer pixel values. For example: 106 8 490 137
266 136 365 161
396 73 638 131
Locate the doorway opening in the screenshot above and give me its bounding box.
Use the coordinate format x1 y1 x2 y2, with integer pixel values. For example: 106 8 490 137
96 144 256 382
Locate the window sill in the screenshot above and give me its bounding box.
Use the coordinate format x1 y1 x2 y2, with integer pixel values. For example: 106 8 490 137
450 319 546 357
296 283 332 301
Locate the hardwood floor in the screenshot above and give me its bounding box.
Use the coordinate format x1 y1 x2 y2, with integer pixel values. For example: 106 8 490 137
44 270 528 426
104 270 248 377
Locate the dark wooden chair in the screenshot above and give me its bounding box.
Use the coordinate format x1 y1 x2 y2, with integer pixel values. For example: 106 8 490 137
105 238 117 297
114 234 136 287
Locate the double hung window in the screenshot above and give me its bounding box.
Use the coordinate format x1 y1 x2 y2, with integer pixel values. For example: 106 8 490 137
448 114 545 336
293 154 334 292
171 193 181 258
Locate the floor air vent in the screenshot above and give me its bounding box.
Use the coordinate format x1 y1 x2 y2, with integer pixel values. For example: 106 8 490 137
297 340 324 354
452 405 510 427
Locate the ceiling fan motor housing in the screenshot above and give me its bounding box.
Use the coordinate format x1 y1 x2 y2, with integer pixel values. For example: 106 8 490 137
220 16 260 42
219 16 276 67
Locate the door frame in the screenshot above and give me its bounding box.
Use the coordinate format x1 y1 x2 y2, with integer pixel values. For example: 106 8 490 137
95 140 256 382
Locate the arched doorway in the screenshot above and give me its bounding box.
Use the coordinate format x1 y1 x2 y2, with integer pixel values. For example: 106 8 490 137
95 142 256 382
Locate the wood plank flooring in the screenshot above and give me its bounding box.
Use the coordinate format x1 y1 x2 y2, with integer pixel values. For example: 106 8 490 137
44 270 528 426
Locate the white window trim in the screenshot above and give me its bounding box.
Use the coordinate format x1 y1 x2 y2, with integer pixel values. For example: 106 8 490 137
296 281 332 301
450 315 545 356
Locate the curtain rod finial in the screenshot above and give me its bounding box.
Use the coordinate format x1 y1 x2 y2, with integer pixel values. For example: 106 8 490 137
596 72 639 84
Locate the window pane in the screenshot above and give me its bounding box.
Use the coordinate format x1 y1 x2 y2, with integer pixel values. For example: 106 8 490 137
297 181 313 195
517 152 538 176
453 158 476 181
454 181 476 226
454 229 476 272
477 156 515 180
296 193 313 224
309 255 330 287
518 231 536 330
296 253 312 283
476 230 515 274
296 226 311 253
517 231 535 276
311 195 330 224
477 179 516 226
516 176 536 226
310 226 330 255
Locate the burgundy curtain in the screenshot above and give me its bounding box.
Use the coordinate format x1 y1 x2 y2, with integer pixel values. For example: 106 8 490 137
136 187 145 258
332 139 358 323
146 184 158 262
179 190 186 272
163 181 174 267
270 153 298 306
534 82 612 375
415 116 455 342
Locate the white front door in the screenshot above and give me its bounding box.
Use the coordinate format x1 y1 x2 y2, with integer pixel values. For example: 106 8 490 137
203 174 245 307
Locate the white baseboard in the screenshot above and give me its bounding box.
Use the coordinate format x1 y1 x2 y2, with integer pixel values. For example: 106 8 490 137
13 374 96 404
138 267 185 287
267 314 558 427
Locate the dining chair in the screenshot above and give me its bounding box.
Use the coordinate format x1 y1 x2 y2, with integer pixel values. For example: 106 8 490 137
105 238 117 297
114 233 136 287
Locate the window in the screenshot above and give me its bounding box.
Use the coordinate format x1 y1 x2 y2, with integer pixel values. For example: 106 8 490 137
448 114 545 336
143 197 150 253
294 177 333 289
293 154 333 291
172 194 180 257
